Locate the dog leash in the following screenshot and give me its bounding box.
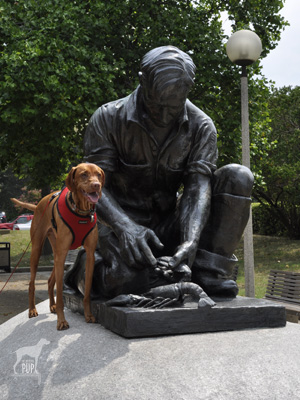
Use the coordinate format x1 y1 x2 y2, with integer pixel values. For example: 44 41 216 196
0 197 53 294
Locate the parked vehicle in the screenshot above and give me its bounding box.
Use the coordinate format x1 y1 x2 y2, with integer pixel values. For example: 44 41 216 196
0 212 6 223
13 219 32 231
0 214 34 230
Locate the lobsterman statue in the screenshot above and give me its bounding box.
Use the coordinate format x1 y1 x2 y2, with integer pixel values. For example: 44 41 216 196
65 45 253 309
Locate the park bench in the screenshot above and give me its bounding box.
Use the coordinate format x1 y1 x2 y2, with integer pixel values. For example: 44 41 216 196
265 269 300 323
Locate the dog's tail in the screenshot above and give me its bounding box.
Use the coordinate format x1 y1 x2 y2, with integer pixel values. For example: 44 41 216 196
11 198 37 212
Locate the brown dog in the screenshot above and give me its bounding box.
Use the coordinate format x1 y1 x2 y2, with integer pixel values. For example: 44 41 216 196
11 163 105 330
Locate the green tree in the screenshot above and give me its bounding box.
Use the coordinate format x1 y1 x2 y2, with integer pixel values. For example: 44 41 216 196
0 0 287 191
253 86 300 239
0 169 29 220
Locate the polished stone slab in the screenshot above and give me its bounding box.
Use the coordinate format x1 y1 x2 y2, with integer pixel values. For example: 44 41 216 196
63 291 286 338
2 300 299 400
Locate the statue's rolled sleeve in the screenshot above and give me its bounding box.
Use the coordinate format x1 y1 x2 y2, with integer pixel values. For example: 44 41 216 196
187 160 217 177
186 117 218 178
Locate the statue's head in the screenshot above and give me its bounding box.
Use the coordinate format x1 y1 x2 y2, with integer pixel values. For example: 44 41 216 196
139 46 196 127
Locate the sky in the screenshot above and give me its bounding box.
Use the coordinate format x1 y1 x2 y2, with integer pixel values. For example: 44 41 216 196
260 0 300 88
222 0 300 88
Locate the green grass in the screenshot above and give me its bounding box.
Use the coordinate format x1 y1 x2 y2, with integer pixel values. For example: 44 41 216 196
235 235 300 298
0 230 53 269
2 231 300 299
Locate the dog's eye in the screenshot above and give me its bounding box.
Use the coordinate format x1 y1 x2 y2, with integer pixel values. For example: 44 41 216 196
81 172 88 179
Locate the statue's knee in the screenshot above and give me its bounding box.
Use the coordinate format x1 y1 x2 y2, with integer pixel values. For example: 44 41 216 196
214 163 254 197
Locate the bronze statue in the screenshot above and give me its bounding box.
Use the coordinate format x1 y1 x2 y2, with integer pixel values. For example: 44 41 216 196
65 46 253 304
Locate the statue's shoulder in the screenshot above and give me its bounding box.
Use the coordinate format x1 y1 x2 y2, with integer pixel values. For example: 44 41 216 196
93 94 131 117
186 99 215 129
91 94 132 126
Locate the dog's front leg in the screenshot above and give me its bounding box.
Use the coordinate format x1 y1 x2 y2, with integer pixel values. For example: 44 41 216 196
54 245 70 330
83 229 97 323
47 230 57 314
83 251 96 323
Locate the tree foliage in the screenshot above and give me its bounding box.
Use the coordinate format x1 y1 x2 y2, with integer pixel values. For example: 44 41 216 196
0 169 29 220
253 86 300 239
0 0 287 191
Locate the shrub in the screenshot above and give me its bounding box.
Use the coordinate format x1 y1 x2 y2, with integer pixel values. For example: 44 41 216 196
252 203 288 237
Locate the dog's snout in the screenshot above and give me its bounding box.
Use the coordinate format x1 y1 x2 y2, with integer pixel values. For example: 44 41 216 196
91 181 101 191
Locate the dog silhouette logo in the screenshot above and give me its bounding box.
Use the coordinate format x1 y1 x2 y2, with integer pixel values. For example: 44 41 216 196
13 338 50 384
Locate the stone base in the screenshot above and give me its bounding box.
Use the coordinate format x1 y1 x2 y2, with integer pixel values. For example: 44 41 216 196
63 291 286 338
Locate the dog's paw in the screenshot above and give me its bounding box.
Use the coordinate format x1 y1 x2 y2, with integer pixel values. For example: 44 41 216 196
85 314 96 323
57 320 69 330
29 308 38 318
50 304 57 314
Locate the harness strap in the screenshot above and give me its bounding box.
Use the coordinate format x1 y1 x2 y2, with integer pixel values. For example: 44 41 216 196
50 191 61 232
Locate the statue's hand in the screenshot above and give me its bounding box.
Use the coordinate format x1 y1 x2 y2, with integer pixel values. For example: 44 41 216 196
119 223 164 268
154 257 191 282
168 241 197 270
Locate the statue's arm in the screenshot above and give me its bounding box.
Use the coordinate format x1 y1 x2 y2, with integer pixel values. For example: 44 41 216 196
167 110 217 270
95 172 131 232
169 173 212 269
96 171 163 268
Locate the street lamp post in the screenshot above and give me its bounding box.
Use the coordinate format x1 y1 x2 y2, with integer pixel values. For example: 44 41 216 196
226 30 262 297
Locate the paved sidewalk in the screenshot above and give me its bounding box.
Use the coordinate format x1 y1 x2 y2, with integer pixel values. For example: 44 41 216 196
0 270 51 324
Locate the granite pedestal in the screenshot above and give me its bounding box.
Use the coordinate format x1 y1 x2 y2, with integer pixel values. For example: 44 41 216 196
1 300 299 400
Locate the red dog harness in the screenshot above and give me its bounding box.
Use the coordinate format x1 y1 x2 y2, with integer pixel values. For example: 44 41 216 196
53 187 97 250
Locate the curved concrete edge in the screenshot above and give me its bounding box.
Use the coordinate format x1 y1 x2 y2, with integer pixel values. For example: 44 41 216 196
1 300 300 400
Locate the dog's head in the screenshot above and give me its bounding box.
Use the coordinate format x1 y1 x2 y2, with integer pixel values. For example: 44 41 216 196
65 163 105 208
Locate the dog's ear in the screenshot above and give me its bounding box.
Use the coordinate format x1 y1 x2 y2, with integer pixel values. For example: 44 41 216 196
65 167 77 192
99 168 105 187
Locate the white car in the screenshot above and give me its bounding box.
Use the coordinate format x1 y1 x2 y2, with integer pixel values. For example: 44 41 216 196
13 220 32 231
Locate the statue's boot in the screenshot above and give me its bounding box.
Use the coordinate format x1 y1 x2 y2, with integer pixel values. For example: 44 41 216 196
192 250 239 297
193 193 252 297
64 249 91 296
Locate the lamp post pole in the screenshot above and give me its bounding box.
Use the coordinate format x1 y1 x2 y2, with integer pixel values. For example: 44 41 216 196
226 30 262 298
241 65 255 297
